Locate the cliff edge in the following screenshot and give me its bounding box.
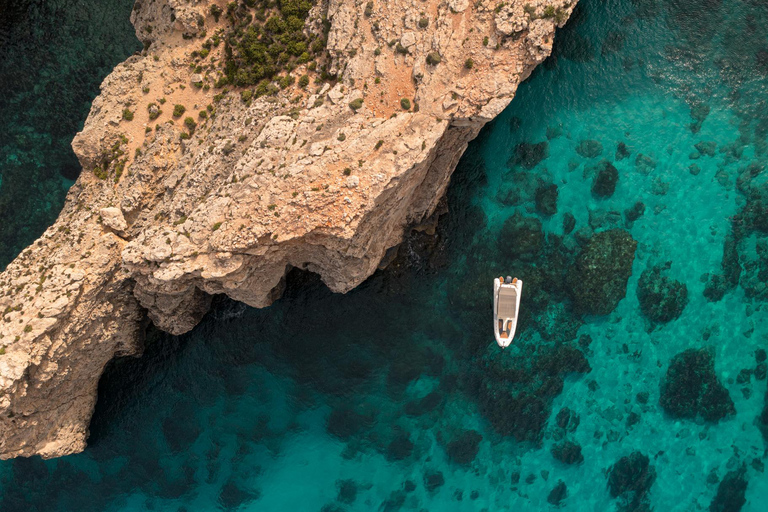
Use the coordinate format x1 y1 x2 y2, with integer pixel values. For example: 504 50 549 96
0 0 575 459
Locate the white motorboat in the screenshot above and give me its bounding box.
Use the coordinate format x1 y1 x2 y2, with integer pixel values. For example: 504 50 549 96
493 276 522 348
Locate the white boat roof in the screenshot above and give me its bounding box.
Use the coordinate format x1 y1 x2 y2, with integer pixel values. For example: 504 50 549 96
498 286 517 319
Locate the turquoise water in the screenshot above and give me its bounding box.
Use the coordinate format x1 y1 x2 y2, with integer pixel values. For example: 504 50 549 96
2 0 768 510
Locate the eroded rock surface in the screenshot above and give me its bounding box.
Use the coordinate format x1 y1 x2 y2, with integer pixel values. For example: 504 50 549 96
0 0 576 458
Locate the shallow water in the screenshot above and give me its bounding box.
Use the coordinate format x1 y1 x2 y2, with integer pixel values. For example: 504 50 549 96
1 0 768 510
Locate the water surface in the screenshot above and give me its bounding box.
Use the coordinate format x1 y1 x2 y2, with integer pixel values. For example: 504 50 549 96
1 0 767 510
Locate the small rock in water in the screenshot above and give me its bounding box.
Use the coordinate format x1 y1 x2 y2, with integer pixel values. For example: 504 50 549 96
689 163 701 175
615 141 631 161
337 479 358 504
423 469 445 493
535 183 559 216
607 452 656 510
555 407 580 431
547 480 568 506
624 201 645 223
509 141 549 169
659 348 735 422
636 263 688 324
563 213 576 235
576 139 604 158
635 153 656 174
695 141 717 156
592 160 619 198
709 465 748 512
551 441 584 465
446 429 483 465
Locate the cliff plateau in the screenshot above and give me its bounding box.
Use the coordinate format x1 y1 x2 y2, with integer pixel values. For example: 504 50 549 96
0 0 574 458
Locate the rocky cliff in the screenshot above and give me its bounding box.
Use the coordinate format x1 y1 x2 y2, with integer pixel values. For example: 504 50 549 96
0 0 575 459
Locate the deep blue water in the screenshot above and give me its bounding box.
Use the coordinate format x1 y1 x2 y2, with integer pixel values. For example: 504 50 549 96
2 0 768 511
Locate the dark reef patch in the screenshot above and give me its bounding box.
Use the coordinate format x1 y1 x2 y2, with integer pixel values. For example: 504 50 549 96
551 441 584 465
636 263 688 324
568 229 638 315
591 160 619 198
607 452 656 511
709 466 748 512
659 349 735 422
445 429 482 465
509 141 549 170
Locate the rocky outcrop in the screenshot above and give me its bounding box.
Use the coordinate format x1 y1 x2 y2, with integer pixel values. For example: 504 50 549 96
0 0 576 459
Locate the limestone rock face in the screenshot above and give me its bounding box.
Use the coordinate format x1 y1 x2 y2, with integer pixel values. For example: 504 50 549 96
0 0 576 459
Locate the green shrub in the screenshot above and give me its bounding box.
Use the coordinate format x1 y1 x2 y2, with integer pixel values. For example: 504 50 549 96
184 117 197 132
400 98 411 110
464 58 474 69
364 1 374 17
374 139 384 150
173 104 186 117
122 108 134 121
147 103 161 120
426 52 442 65
241 89 254 102
543 5 556 18
298 74 310 88
342 167 352 176
337 132 346 141
212 222 222 231
418 17 428 29
349 98 363 111
210 5 223 22
483 36 489 46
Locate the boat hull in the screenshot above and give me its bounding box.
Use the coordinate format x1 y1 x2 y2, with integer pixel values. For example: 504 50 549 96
493 278 523 348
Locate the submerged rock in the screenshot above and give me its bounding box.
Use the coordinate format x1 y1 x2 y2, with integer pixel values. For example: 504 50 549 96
591 160 619 198
624 201 645 223
709 466 748 512
616 141 631 161
446 429 482 465
607 452 656 510
551 440 583 465
337 479 358 504
498 214 544 260
569 229 638 315
423 469 445 492
535 183 559 216
386 434 414 461
555 407 580 431
635 153 656 174
759 389 768 442
576 139 603 158
510 141 549 169
219 479 260 509
659 349 735 423
563 213 576 235
547 480 568 506
636 264 688 324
